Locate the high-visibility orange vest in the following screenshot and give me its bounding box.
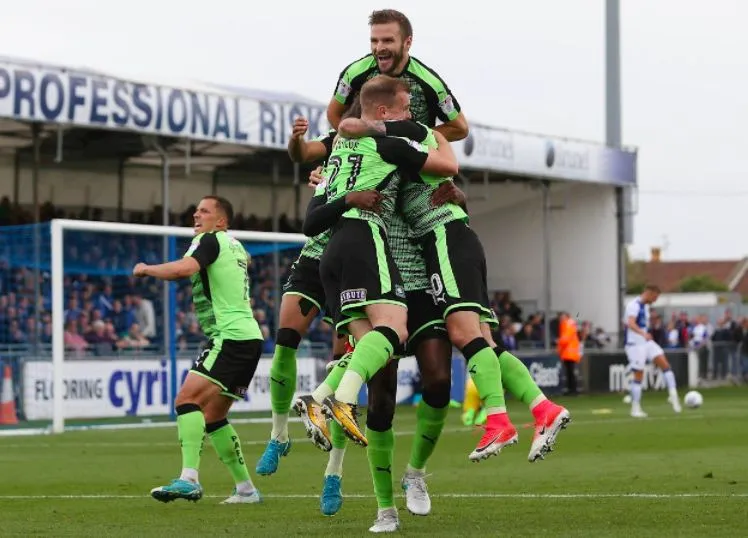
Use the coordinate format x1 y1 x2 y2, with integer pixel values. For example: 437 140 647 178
557 318 581 362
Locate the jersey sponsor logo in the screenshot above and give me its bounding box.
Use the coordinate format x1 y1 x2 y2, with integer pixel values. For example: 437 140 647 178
395 285 405 299
341 288 367 304
337 78 352 98
439 95 456 116
427 273 447 305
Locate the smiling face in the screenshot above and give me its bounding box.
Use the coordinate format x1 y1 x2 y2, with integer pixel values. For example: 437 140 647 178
370 21 411 75
192 198 227 235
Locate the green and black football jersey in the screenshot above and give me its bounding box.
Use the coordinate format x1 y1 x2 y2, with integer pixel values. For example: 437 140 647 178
185 231 262 341
316 134 428 232
333 55 461 128
298 130 336 260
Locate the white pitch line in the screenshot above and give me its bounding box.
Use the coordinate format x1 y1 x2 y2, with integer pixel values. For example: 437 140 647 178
0 493 745 500
0 413 710 449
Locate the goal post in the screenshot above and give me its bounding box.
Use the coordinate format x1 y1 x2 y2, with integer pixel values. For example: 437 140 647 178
49 218 307 434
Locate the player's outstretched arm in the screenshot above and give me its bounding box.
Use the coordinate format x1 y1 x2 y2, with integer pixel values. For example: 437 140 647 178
434 112 469 142
133 233 219 281
288 117 330 163
133 257 200 281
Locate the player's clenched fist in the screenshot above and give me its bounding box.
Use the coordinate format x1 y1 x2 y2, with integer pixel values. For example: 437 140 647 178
132 263 149 277
291 117 309 140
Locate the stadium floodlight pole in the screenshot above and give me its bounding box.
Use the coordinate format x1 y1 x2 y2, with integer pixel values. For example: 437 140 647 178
185 139 191 177
542 180 552 350
32 122 42 354
49 218 306 433
54 125 64 164
606 0 626 345
151 138 178 420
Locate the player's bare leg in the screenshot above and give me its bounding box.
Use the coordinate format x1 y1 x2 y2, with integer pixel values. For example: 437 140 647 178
446 310 518 461
257 294 320 475
653 354 682 412
481 324 571 461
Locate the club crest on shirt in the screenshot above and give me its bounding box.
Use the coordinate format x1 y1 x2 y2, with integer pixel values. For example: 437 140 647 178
337 79 352 98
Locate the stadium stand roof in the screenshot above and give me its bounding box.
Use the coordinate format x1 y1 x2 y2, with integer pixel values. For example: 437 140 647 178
0 54 637 187
0 55 326 177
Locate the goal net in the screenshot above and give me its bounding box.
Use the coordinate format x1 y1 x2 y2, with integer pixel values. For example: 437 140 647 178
2 219 329 434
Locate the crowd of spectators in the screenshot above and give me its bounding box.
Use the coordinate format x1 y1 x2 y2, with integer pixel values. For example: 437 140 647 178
488 291 611 352
0 199 315 357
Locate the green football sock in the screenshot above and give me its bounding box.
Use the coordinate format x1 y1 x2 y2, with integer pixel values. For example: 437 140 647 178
177 407 205 472
366 427 395 509
496 349 543 407
409 401 448 470
330 421 348 450
336 330 395 403
466 345 506 411
208 422 251 485
270 344 297 414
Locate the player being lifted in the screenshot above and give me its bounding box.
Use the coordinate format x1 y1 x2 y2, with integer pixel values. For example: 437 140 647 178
136 196 264 504
302 75 458 449
310 10 473 526
338 116 571 463
254 115 351 477
290 111 470 525
624 284 682 417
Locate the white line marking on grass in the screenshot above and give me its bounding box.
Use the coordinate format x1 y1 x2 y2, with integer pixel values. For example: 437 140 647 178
0 493 745 500
0 413 714 448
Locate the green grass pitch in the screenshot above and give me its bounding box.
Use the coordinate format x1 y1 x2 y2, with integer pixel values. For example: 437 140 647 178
1 387 746 537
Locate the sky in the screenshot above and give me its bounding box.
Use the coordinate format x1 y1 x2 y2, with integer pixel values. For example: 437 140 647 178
1 0 745 261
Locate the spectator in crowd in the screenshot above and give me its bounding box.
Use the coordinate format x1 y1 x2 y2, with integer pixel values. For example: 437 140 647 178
690 314 712 348
674 311 692 348
493 291 523 324
499 315 518 351
649 311 667 348
64 320 88 357
132 295 156 338
557 311 581 396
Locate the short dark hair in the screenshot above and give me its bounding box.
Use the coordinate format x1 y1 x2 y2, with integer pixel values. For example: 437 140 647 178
359 75 410 112
644 284 661 293
202 195 234 226
369 9 413 39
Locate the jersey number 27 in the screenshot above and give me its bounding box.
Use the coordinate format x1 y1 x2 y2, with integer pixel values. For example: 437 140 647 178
326 153 364 196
